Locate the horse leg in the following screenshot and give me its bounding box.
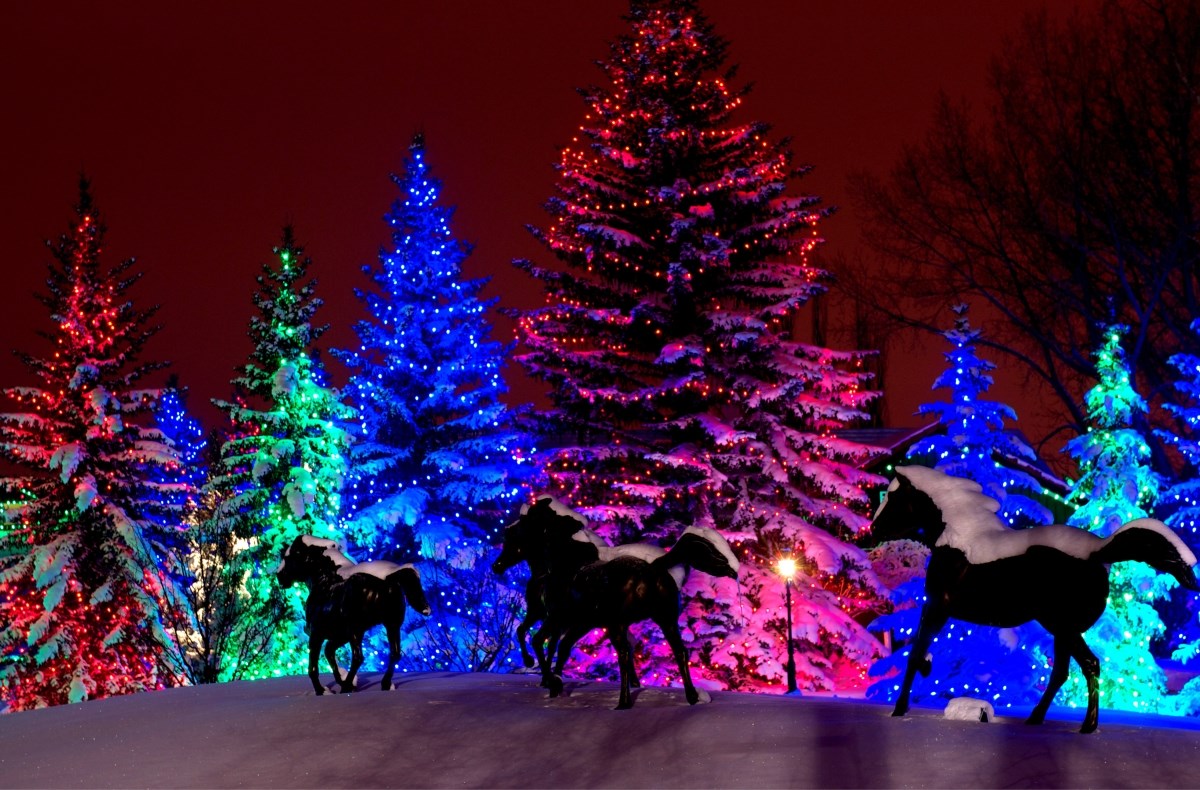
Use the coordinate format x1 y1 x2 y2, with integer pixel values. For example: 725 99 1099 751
324 642 344 686
340 634 364 694
1026 633 1071 726
308 634 325 696
532 622 554 687
516 611 536 668
542 624 565 698
892 603 948 717
1072 636 1101 734
381 622 400 691
658 617 699 704
609 626 636 710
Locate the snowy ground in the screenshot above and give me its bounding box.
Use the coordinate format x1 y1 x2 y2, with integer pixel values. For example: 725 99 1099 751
1 672 1199 789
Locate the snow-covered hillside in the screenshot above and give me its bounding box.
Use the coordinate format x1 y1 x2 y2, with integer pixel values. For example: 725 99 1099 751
1 672 1198 788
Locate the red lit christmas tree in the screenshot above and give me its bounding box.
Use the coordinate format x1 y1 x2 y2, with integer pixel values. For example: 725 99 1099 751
515 0 886 692
0 181 191 709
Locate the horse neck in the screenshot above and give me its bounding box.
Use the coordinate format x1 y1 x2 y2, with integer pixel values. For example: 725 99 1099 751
302 562 345 591
543 535 599 577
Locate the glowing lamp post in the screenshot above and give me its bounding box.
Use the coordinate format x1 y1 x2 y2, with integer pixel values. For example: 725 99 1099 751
776 555 799 695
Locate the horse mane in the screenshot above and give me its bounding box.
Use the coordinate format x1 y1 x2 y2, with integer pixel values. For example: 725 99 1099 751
297 535 357 572
524 496 589 527
894 465 1006 549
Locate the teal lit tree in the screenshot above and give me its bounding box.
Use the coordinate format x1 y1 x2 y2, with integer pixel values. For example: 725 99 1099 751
335 134 534 673
0 182 190 709
514 0 886 693
1062 323 1173 713
867 304 1050 710
209 228 352 680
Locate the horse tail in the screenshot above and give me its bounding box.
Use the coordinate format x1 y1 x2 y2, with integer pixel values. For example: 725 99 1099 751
1091 518 1199 591
652 526 740 580
390 565 433 616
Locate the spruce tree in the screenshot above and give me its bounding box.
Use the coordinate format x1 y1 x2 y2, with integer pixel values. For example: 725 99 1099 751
1159 319 1200 539
514 0 885 692
868 304 1049 710
1063 324 1173 713
1155 319 1200 709
0 181 190 709
908 303 1050 525
209 228 352 679
335 134 533 672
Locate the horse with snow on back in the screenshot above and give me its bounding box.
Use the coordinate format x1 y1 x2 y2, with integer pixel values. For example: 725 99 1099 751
493 497 739 710
277 535 432 695
492 507 665 677
871 466 1198 733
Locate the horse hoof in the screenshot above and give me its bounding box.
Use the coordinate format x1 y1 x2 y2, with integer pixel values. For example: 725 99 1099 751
522 655 535 669
615 701 633 710
1080 720 1098 735
686 689 700 705
314 689 325 696
891 707 908 718
1025 715 1045 726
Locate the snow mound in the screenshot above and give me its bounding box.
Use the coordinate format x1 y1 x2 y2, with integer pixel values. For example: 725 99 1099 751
944 697 995 723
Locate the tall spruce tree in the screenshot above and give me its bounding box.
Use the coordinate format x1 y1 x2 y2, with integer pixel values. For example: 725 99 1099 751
209 228 352 680
867 304 1049 710
335 134 533 672
1063 324 1174 713
0 182 190 709
514 0 885 692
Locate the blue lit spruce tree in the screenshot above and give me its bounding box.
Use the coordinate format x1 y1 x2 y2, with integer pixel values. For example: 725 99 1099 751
1158 319 1200 542
209 228 352 680
867 303 1050 710
1157 319 1200 709
0 182 191 709
1062 323 1175 713
149 377 212 680
335 134 533 673
514 0 886 692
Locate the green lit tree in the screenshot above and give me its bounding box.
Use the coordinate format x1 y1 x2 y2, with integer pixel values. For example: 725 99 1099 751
209 228 352 680
1062 324 1174 713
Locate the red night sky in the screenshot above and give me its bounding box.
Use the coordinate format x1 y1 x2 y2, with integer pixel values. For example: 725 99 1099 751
1 1 1094 435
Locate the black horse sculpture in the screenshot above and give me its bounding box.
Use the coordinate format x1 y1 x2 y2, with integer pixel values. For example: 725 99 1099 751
871 466 1198 733
493 497 739 709
496 504 670 672
277 535 432 695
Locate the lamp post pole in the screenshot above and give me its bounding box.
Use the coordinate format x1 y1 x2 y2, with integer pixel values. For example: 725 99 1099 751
777 556 798 695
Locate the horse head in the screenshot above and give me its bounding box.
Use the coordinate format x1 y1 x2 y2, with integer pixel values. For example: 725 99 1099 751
277 535 348 588
492 496 591 574
868 468 947 548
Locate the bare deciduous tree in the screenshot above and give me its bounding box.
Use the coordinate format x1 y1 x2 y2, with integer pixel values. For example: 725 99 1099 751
846 0 1200 465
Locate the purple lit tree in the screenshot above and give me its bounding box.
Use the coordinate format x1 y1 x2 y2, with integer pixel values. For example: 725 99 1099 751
513 0 886 693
